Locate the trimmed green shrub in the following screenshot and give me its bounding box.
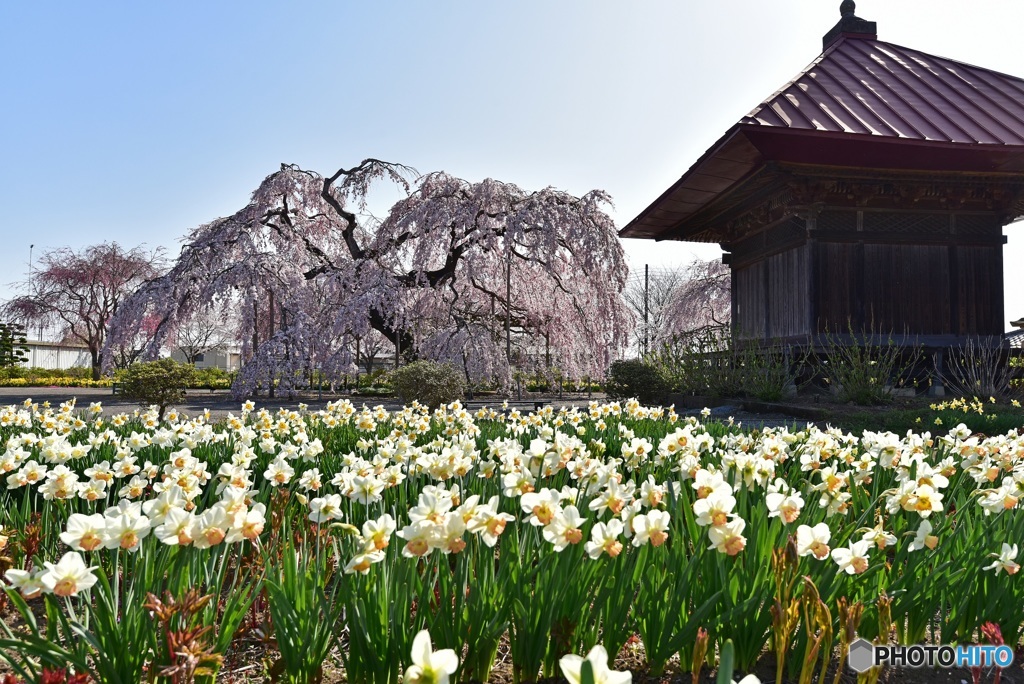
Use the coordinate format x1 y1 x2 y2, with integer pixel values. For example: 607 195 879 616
120 358 197 420
192 367 234 390
387 361 466 409
0 366 95 381
605 359 670 405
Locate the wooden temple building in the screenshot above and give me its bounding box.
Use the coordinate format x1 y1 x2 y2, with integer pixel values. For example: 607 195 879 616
621 1 1024 347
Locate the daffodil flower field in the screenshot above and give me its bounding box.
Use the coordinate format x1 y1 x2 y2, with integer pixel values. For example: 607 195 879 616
0 397 1022 683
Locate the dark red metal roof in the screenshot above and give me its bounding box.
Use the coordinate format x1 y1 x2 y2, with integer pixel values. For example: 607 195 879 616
742 38 1024 145
621 34 1024 241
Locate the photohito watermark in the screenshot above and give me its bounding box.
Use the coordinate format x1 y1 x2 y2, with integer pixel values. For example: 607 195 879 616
847 638 1015 673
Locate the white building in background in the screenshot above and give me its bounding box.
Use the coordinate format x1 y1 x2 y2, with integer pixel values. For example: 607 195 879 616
23 340 90 370
169 345 242 372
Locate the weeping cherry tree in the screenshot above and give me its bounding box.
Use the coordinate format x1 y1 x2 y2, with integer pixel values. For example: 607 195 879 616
105 160 632 397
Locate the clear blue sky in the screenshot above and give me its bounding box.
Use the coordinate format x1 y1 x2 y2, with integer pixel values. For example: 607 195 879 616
2 1 1023 326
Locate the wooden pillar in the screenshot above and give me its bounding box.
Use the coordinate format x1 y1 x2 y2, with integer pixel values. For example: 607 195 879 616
949 214 960 335
761 229 770 343
928 349 946 398
804 208 818 339
854 210 865 333
728 257 739 345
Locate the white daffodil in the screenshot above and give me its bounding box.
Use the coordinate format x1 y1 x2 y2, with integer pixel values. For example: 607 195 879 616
631 510 670 547
142 484 188 525
118 475 149 499
796 523 832 560
588 479 634 516
708 517 747 556
468 496 514 547
831 539 872 575
190 504 232 549
4 567 46 599
409 491 454 525
978 482 1018 516
542 505 586 552
636 475 665 508
520 488 563 526
903 484 943 518
438 513 467 555
860 523 897 550
60 513 107 552
350 475 385 505
398 520 439 558
154 507 195 546
344 549 385 575
559 644 631 684
984 543 1020 575
103 512 151 552
692 468 730 499
693 491 736 527
297 467 323 492
228 503 267 543
766 490 805 524
308 494 344 524
405 629 459 684
908 520 938 552
263 457 294 486
38 551 99 597
361 513 397 551
585 520 625 559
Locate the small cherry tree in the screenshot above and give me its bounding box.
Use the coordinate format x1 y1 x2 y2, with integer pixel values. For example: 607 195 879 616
2 243 164 379
171 302 236 365
623 266 687 356
105 160 632 397
655 258 731 343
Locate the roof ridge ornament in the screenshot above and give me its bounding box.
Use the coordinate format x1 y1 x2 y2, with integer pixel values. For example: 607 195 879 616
824 0 877 51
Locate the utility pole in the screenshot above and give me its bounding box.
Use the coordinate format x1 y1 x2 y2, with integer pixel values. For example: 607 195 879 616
27 245 34 344
643 264 649 357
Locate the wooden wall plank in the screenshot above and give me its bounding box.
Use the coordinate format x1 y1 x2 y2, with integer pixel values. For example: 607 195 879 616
734 262 766 340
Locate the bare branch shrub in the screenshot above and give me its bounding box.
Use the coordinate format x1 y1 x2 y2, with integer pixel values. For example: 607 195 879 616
816 325 921 405
941 336 1018 399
